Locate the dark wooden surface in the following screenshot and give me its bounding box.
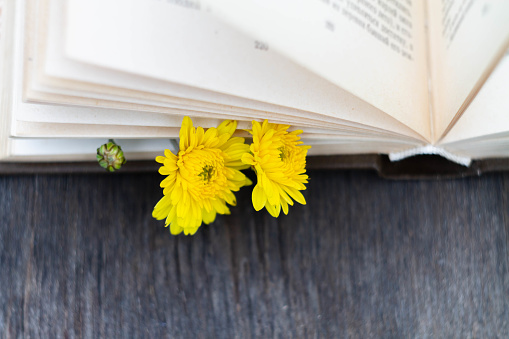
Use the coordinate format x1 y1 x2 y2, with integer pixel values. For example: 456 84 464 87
3 155 509 179
1 170 509 338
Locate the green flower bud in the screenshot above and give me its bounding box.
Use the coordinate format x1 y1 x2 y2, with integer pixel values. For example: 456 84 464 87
97 139 126 172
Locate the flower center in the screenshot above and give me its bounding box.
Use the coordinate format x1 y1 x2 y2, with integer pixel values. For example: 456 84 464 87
278 146 291 162
179 147 227 198
199 164 215 183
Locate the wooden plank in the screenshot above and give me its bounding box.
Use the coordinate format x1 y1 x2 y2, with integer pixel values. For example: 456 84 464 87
0 171 508 337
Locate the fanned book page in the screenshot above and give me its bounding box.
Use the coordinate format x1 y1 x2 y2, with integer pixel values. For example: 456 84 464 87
439 52 509 159
201 0 431 139
56 0 421 139
427 0 509 139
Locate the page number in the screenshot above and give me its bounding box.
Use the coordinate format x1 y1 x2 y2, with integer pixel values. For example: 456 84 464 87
254 40 269 51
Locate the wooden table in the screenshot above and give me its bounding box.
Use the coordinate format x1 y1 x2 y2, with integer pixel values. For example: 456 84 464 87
1 169 508 337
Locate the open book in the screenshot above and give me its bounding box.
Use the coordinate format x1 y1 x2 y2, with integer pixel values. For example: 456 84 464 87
2 0 509 167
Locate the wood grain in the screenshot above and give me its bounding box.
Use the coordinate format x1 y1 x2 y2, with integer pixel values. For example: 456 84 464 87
2 155 509 179
1 170 509 338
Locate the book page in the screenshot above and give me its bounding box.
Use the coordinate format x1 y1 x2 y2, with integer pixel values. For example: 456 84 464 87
8 138 173 161
439 51 509 145
427 0 509 140
0 0 14 159
61 0 429 140
5 136 415 161
204 0 430 139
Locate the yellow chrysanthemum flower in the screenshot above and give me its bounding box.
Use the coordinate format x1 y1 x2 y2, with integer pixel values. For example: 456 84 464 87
153 117 252 235
241 120 311 217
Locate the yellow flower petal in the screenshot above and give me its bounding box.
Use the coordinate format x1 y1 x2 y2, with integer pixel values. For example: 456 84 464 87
283 186 306 205
179 116 193 150
202 208 217 224
265 202 280 218
164 149 177 161
252 184 267 211
281 200 289 215
152 195 172 220
217 119 237 137
170 223 183 235
241 153 255 165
